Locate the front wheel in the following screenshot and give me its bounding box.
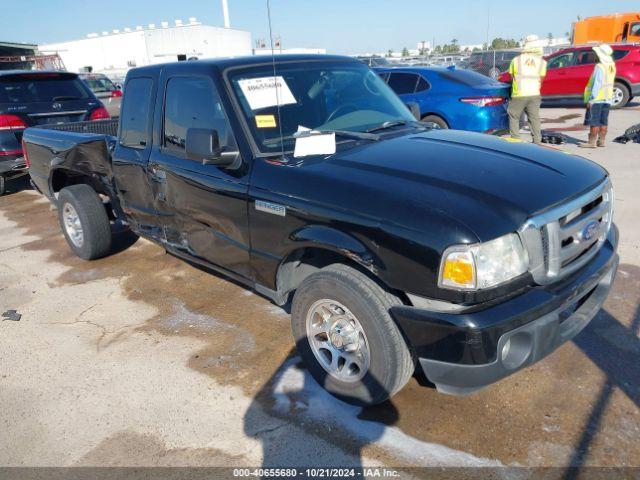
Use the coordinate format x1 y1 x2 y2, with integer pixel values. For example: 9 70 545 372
57 184 112 260
611 82 630 109
291 264 414 406
0 176 5 196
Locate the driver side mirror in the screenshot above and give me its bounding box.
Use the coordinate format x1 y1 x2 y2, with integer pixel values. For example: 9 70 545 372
405 102 421 121
185 128 238 167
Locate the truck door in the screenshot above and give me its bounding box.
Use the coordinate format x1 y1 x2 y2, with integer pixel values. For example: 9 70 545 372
147 74 252 279
112 76 163 239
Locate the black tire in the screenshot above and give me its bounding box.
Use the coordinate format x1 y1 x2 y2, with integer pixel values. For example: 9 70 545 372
611 82 630 109
421 114 449 130
57 185 112 260
0 176 5 196
291 264 414 406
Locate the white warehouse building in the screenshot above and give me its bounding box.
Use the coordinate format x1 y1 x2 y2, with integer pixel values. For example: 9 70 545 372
39 18 252 80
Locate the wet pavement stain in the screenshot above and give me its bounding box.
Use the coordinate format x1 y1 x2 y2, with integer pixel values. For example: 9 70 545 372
1 189 639 467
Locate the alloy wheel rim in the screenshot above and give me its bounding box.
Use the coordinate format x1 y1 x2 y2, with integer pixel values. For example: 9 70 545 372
62 203 84 247
613 87 623 106
306 299 370 383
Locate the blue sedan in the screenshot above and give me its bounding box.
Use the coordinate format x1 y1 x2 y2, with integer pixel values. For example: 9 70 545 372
376 66 509 133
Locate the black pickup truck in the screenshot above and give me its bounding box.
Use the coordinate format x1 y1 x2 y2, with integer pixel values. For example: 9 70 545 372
24 55 618 405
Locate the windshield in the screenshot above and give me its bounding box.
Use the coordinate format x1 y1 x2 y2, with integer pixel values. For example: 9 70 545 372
228 60 415 153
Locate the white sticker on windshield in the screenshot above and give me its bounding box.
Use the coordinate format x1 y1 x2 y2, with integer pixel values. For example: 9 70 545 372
238 76 296 111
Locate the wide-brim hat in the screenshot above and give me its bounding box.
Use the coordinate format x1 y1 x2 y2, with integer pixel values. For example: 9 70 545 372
593 44 614 63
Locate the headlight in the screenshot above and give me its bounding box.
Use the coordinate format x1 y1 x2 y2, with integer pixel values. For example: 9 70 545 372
439 233 529 291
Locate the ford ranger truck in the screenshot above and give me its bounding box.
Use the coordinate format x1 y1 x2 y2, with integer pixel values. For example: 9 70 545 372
23 55 618 406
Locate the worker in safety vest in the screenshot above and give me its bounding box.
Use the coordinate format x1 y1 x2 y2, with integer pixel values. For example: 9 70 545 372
507 35 547 144
578 44 617 148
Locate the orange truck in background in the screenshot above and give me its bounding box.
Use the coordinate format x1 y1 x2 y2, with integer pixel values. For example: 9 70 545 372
572 13 640 44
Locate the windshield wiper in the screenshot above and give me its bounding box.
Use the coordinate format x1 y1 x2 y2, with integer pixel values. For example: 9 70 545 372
365 120 426 133
52 96 81 101
264 129 380 146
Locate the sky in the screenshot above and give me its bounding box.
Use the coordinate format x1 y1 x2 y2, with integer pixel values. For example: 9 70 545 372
2 0 638 54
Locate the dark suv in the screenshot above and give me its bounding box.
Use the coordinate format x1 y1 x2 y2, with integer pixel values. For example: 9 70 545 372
468 50 520 79
0 70 109 195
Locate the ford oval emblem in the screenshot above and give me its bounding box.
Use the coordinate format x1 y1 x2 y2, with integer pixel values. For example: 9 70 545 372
581 220 599 241
52 102 62 110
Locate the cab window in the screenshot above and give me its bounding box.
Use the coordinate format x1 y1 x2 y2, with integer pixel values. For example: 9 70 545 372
163 76 236 158
119 77 152 149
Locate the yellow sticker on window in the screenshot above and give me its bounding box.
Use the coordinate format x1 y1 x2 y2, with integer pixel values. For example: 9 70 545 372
255 114 277 128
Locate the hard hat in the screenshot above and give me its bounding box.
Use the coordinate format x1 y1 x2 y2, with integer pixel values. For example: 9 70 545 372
522 34 542 54
524 34 540 44
593 44 614 62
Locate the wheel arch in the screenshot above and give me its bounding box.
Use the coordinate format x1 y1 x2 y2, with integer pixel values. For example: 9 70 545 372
50 167 104 196
274 225 408 306
420 112 449 127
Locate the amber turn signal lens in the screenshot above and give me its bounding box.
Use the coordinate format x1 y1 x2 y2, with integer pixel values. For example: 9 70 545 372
441 251 476 289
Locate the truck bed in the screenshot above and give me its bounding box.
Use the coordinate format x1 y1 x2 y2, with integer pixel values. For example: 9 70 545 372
23 120 117 201
35 119 119 137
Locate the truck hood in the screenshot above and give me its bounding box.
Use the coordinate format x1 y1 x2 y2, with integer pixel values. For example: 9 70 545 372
323 129 607 241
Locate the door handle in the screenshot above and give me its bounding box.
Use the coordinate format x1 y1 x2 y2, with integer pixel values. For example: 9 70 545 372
148 166 166 183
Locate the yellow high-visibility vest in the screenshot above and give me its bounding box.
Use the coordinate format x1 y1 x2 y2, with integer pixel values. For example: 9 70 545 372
584 62 616 103
509 54 547 98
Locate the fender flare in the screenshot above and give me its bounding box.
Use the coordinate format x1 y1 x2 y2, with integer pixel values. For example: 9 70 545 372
287 224 378 271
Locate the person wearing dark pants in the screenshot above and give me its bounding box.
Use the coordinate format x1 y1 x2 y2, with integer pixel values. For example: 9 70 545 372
579 44 616 149
507 35 547 144
508 96 542 144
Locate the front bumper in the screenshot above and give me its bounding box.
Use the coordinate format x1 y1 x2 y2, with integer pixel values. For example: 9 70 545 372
390 226 618 395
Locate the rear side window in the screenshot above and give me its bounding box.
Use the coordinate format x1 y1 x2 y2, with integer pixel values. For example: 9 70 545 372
613 49 630 61
416 76 430 92
119 78 153 149
163 76 235 158
0 73 90 103
387 73 418 94
630 23 640 37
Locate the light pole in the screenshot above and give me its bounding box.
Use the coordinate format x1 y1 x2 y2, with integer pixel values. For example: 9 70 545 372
221 0 230 28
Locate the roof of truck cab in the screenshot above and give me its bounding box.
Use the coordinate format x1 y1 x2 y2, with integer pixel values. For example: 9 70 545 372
127 54 360 75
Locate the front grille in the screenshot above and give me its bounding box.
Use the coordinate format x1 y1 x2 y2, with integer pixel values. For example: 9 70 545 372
520 180 613 285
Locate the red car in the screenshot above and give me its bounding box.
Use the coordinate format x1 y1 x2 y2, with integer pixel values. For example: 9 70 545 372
498 44 640 108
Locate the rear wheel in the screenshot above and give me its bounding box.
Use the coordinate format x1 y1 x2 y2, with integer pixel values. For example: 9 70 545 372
0 176 5 196
421 114 449 129
612 82 630 109
57 185 112 260
291 264 414 406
